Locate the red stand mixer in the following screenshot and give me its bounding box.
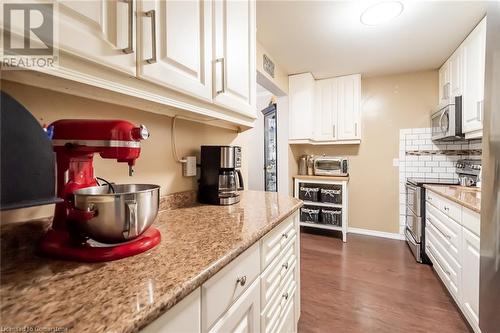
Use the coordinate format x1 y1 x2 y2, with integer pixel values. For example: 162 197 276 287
39 119 161 262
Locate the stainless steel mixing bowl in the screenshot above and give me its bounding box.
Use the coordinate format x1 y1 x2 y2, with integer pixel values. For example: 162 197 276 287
72 184 160 244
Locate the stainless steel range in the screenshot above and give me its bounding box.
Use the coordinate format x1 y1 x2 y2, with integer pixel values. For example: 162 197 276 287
405 159 481 263
405 178 458 263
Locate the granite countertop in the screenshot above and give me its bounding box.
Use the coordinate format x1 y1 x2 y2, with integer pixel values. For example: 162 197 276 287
293 174 349 181
424 185 481 213
0 191 302 333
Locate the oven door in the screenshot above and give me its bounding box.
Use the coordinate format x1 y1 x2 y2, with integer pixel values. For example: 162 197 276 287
405 183 422 242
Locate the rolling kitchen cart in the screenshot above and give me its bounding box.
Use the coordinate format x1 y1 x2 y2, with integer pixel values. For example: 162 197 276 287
294 175 349 242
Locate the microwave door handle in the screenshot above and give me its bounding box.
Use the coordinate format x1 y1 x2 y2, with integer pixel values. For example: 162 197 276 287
439 110 447 134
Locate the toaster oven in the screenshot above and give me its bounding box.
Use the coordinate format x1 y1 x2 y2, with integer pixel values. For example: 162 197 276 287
313 156 348 176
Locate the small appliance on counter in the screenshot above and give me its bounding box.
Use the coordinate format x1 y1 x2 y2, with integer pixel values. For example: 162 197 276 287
0 92 60 212
431 95 464 141
313 155 348 176
39 119 161 262
199 145 244 205
456 159 482 187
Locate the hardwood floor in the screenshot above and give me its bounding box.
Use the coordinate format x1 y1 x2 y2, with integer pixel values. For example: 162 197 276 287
298 231 472 333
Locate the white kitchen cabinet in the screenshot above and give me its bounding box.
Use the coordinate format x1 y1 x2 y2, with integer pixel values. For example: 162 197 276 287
289 73 316 141
57 0 136 75
212 0 256 116
425 190 481 333
438 60 451 106
336 74 361 141
450 47 464 99
2 0 258 131
209 279 261 333
461 227 480 332
141 289 201 333
314 78 337 141
289 73 361 144
462 17 486 139
140 212 300 333
138 0 212 101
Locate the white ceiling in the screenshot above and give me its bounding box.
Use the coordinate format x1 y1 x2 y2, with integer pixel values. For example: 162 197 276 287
257 1 487 79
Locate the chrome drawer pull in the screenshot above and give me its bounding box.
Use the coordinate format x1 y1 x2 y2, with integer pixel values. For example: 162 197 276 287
282 262 289 270
282 233 288 239
236 275 247 287
282 292 289 300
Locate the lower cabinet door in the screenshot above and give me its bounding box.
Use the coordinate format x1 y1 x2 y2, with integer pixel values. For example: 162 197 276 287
209 279 261 333
276 290 296 333
141 289 201 333
461 227 480 332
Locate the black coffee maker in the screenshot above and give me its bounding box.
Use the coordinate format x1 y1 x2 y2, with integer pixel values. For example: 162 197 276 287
199 146 244 205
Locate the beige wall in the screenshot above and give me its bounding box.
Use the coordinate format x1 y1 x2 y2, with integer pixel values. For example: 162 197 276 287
1 80 247 197
290 70 438 234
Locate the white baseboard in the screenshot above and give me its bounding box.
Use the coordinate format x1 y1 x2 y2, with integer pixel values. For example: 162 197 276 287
348 227 405 240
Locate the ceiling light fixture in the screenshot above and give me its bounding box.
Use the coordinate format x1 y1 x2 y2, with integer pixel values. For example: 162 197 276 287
360 1 404 26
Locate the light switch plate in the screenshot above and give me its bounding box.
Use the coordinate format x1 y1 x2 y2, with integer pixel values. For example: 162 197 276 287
183 156 197 177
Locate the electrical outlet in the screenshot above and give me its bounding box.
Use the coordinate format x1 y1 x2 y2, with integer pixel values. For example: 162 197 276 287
183 156 197 177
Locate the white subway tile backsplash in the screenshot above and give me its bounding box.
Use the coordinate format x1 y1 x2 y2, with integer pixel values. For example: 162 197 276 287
439 161 455 167
406 134 420 140
398 127 482 236
439 173 455 179
412 128 427 134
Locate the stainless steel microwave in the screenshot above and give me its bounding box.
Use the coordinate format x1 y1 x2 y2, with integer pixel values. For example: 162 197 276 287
313 156 348 176
431 95 464 141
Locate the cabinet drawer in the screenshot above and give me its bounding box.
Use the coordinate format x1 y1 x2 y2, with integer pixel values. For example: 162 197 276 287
261 253 297 333
426 228 460 298
261 216 295 270
261 235 296 309
426 204 461 262
462 207 480 236
426 190 462 223
202 242 260 332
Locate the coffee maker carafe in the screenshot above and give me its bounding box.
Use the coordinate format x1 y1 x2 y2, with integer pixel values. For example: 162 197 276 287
199 146 244 205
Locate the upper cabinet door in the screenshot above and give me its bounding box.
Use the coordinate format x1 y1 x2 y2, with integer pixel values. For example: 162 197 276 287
438 60 451 106
138 0 212 101
289 73 315 140
213 0 256 116
57 0 136 75
450 47 463 98
337 74 361 140
462 17 486 136
314 78 336 141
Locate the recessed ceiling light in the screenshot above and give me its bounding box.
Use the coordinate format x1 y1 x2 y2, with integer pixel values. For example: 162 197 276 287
360 1 404 26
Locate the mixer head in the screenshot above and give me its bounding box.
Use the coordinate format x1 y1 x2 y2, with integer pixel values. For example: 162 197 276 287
50 119 150 175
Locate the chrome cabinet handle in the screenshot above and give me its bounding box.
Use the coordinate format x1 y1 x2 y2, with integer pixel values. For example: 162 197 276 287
121 0 134 54
282 233 288 239
215 58 225 95
282 262 289 270
236 275 247 287
355 123 358 137
282 292 289 300
332 124 336 138
477 100 483 121
444 206 449 211
145 10 156 64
